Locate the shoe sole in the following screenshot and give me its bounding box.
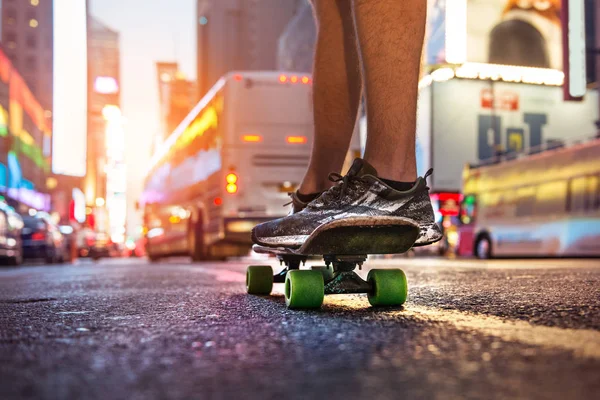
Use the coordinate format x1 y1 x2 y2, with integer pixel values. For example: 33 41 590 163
413 223 444 247
255 216 420 255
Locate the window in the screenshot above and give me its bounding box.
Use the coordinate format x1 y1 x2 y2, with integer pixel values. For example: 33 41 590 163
516 186 536 217
569 177 587 212
5 31 17 43
535 180 568 216
5 8 17 22
568 175 599 213
589 175 599 210
25 56 36 71
26 35 37 49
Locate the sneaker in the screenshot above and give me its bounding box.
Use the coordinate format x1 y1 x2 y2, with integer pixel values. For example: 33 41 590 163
252 158 443 248
285 190 322 215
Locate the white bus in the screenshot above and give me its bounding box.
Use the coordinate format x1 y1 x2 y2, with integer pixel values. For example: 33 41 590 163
140 71 315 261
457 137 600 258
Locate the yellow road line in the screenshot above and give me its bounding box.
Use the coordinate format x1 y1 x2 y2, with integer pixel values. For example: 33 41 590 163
188 262 600 359
367 258 600 270
401 305 600 359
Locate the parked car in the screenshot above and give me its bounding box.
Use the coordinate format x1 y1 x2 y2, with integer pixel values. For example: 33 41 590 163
21 214 66 263
77 228 110 260
0 202 24 266
92 232 112 259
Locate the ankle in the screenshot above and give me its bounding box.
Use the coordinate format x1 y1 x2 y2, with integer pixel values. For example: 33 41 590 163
364 159 417 182
299 176 332 195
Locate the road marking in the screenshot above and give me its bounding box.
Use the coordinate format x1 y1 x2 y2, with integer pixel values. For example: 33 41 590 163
367 258 600 270
401 305 600 359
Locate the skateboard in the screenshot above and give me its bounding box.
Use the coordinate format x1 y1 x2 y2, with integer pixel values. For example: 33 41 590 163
246 219 419 309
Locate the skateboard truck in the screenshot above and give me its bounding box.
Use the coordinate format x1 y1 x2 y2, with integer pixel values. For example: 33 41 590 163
321 255 370 295
273 254 370 293
273 254 307 283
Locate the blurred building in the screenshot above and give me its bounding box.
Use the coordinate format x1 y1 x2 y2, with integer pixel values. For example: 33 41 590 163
277 1 315 72
0 47 51 213
167 74 197 137
87 16 121 235
156 61 178 146
196 0 303 97
156 62 197 143
0 0 53 111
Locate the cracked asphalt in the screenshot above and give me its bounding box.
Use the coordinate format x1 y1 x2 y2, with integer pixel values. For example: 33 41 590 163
1 256 599 400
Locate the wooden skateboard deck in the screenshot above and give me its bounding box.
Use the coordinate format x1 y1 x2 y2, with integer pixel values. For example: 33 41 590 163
253 217 420 257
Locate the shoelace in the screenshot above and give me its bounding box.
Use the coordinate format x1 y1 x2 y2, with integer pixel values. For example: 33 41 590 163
283 192 295 208
308 172 364 209
283 171 365 209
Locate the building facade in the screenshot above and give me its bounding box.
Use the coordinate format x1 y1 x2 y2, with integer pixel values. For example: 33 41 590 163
196 0 302 97
0 0 53 112
0 47 51 213
166 74 197 138
156 61 178 146
156 62 197 144
86 16 121 233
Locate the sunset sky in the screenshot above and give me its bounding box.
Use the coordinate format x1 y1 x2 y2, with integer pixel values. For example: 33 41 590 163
90 0 197 233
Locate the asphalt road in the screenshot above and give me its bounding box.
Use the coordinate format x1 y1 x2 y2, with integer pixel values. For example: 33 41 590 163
1 256 599 400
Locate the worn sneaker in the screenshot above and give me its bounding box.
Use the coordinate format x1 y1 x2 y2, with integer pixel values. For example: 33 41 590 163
285 190 323 215
252 158 443 248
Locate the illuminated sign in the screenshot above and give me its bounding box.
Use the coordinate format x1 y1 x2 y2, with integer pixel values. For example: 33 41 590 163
431 192 461 217
428 0 569 73
52 0 87 176
72 188 86 223
7 187 51 211
94 76 119 94
0 50 51 172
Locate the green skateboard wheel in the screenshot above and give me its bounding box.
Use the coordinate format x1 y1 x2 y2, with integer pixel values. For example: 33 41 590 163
246 265 273 295
367 269 408 307
285 270 324 309
310 265 334 282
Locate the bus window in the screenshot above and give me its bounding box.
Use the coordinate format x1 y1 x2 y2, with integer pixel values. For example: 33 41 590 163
516 186 536 217
460 194 476 225
569 177 588 213
587 175 599 210
535 180 568 216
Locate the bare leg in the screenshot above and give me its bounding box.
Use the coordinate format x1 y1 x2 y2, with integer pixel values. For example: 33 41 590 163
299 0 362 195
353 0 426 181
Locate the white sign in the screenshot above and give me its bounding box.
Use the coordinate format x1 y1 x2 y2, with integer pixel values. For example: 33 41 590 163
417 78 599 191
52 0 88 176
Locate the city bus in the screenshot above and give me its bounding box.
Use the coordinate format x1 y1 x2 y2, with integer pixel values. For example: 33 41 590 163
457 137 600 258
140 71 315 261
